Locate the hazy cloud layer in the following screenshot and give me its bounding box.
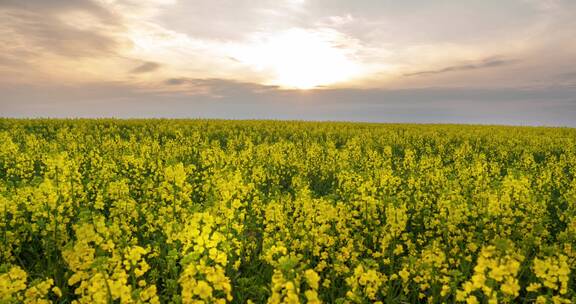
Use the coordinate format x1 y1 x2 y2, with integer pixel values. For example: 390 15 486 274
2 80 575 126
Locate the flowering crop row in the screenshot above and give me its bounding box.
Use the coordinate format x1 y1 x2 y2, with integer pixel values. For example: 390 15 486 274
0 119 575 303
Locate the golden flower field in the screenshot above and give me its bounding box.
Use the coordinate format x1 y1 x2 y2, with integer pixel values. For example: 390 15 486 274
0 119 575 303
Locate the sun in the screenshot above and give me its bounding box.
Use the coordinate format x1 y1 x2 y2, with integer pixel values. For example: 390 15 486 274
230 28 362 89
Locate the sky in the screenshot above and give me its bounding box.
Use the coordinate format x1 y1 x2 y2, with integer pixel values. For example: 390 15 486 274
1 0 575 126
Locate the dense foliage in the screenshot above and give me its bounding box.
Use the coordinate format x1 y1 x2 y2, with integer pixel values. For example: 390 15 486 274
0 119 575 304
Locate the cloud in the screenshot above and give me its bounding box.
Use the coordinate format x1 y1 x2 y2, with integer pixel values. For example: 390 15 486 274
543 71 576 88
0 1 124 58
130 62 161 73
163 78 280 96
0 54 27 67
163 77 279 90
164 78 188 85
0 0 140 86
155 0 307 41
404 58 519 77
0 0 115 19
556 71 576 80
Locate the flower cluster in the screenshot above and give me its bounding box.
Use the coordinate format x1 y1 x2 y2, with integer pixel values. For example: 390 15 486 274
0 265 61 303
457 243 523 303
345 263 387 303
527 254 572 303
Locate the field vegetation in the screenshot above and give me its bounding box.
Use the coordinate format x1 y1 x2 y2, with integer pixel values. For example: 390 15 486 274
0 119 575 303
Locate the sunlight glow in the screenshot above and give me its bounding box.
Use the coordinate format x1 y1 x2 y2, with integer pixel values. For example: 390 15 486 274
230 29 362 89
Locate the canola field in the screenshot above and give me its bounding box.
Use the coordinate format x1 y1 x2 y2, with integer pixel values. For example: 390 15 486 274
1 119 575 304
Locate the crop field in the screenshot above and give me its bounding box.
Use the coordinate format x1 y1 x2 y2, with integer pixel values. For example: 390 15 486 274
0 119 575 304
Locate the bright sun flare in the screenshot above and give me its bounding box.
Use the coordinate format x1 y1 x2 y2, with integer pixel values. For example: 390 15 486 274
231 29 361 89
